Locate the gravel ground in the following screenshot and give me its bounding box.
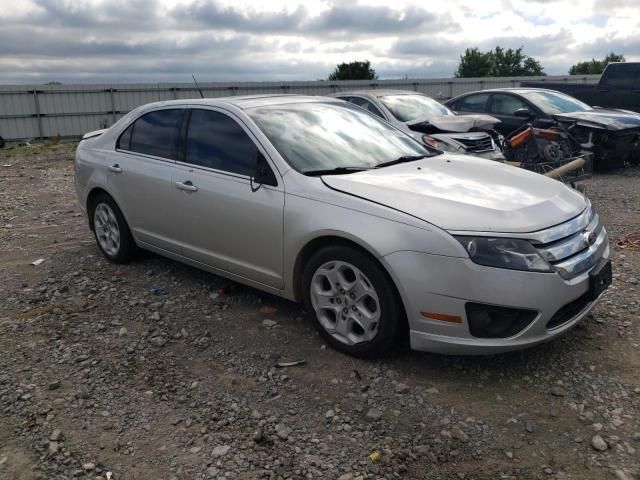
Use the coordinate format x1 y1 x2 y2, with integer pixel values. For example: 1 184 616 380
0 142 638 480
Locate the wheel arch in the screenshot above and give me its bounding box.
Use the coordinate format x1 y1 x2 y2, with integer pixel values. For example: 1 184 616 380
292 234 410 346
86 187 127 232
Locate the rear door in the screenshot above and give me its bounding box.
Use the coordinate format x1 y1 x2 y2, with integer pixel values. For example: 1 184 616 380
171 108 285 288
107 108 184 252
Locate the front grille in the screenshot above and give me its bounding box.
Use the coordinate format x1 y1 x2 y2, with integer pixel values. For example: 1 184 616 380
546 291 592 329
456 135 495 152
533 208 608 280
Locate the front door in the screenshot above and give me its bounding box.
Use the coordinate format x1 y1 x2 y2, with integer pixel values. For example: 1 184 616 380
172 108 285 289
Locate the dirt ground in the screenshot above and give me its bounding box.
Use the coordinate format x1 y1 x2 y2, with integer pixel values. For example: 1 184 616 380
0 141 638 480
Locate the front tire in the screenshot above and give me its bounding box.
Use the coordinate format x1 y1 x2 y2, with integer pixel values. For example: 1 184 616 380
91 194 136 263
302 245 403 356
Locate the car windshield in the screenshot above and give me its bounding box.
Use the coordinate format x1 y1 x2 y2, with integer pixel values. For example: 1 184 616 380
520 91 592 114
378 94 455 122
247 102 434 174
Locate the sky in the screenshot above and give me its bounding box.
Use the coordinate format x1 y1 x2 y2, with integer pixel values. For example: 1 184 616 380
0 0 638 84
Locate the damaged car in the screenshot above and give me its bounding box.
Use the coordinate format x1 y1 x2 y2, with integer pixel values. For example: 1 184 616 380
445 88 640 170
330 90 504 160
75 95 611 356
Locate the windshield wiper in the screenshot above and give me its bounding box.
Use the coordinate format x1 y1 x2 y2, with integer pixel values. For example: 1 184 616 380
375 155 428 169
304 166 372 176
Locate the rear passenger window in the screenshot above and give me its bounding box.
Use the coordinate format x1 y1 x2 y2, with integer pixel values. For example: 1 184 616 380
456 94 490 112
185 109 258 176
128 109 184 160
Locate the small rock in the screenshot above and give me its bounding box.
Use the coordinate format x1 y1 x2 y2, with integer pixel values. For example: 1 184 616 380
451 426 468 442
425 387 439 394
325 409 335 419
150 336 166 347
591 434 608 451
50 429 63 441
338 474 354 480
118 327 128 337
366 408 383 421
211 445 231 458
262 319 278 328
505 451 513 459
252 429 263 442
82 463 95 471
48 442 59 455
550 386 566 397
47 380 60 390
394 383 410 394
275 423 291 440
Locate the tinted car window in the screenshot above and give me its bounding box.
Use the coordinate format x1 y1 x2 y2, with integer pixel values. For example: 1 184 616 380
129 109 184 159
456 94 490 112
601 64 640 89
491 94 529 115
185 109 258 176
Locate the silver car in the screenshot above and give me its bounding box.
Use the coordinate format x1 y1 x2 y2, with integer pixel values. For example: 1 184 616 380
75 95 611 356
330 90 505 160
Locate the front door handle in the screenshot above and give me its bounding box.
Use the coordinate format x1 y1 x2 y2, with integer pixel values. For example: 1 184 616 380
175 180 198 192
108 164 122 173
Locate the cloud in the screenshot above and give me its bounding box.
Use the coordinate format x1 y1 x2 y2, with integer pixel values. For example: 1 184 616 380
0 0 638 83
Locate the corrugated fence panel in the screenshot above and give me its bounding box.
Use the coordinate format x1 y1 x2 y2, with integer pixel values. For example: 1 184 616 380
0 75 601 141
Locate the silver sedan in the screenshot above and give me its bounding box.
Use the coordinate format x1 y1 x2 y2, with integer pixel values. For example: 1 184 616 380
75 95 611 356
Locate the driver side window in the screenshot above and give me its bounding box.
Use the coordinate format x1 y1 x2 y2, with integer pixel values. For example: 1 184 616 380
491 94 529 116
185 109 259 177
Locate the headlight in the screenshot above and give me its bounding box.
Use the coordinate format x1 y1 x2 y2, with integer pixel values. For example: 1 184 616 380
422 135 453 152
454 236 552 272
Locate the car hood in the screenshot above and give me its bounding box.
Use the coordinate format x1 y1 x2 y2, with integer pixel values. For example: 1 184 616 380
554 109 640 131
406 114 500 132
321 155 586 233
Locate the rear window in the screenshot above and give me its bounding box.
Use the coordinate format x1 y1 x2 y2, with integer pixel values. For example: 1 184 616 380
601 64 640 90
128 109 184 160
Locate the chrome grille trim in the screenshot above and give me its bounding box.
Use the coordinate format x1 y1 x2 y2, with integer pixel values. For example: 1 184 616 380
551 228 608 279
540 214 601 262
528 204 593 245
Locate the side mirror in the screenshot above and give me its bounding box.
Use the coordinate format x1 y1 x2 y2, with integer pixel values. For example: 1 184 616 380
514 108 535 119
251 153 278 191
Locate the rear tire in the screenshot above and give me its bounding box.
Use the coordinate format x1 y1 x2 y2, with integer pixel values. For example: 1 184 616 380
302 245 403 356
91 194 136 263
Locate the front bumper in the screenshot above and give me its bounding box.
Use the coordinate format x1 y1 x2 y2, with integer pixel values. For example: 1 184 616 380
382 243 610 355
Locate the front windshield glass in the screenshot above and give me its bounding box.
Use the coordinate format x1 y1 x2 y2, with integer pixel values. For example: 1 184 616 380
520 91 592 114
379 94 454 122
248 102 433 173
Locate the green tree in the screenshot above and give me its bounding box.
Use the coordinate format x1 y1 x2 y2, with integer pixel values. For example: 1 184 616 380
569 52 626 75
455 46 545 77
328 61 377 81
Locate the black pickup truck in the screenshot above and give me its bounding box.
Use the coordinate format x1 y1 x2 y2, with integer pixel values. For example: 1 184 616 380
521 62 640 112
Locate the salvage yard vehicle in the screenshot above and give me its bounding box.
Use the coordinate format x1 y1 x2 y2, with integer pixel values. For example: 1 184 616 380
521 62 640 113
330 90 504 160
445 88 640 170
75 95 611 356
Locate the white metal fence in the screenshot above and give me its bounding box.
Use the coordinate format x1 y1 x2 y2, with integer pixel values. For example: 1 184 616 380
0 75 599 141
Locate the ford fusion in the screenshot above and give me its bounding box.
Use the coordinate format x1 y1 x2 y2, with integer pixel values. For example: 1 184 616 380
74 95 611 356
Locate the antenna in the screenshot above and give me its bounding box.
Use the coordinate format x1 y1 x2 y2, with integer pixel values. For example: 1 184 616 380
192 74 204 99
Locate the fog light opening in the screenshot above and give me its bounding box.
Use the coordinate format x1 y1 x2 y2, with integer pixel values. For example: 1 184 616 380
465 303 537 339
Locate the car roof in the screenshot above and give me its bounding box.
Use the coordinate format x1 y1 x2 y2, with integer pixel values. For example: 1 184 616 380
455 87 566 96
136 94 344 111
330 89 425 98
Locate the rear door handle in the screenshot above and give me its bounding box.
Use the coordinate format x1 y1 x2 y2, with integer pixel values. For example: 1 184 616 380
108 164 122 173
175 180 198 192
